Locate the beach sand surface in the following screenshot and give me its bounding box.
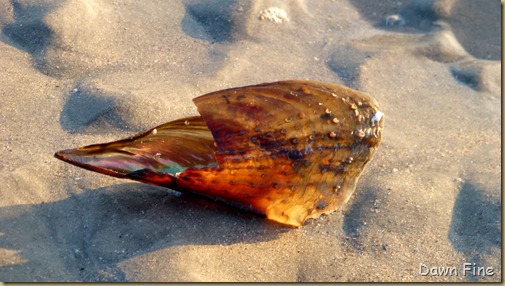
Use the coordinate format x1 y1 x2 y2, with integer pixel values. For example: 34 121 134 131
0 0 501 282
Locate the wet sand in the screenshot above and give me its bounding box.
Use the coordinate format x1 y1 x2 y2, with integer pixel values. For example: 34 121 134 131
0 0 501 282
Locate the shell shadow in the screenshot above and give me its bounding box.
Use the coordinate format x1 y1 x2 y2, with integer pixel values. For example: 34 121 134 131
0 183 287 282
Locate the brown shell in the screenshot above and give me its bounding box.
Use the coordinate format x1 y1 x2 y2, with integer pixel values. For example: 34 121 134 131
55 80 384 227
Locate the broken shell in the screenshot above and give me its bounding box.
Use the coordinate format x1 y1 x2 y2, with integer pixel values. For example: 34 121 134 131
54 80 384 227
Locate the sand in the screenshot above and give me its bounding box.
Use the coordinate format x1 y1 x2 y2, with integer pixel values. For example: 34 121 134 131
0 0 501 282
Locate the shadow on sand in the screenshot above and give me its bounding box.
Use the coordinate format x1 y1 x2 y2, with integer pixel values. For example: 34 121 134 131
448 181 501 281
0 183 288 281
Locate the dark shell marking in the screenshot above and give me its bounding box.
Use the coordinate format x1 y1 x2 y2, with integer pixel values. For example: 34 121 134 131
55 80 384 227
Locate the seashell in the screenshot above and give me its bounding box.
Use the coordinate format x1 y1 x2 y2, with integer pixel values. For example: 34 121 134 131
55 80 384 227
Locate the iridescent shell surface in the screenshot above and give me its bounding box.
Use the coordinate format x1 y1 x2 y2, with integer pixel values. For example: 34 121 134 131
55 80 384 227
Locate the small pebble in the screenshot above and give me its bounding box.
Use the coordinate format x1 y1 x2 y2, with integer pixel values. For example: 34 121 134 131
259 7 289 23
385 14 405 27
